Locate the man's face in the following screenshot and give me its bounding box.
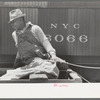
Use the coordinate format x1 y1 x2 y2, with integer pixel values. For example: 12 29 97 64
10 17 23 30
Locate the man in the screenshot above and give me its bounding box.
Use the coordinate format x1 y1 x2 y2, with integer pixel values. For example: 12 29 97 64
7 8 62 79
9 9 58 68
5 8 73 80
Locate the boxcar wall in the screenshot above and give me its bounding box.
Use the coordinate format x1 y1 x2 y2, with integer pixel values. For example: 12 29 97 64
0 0 100 82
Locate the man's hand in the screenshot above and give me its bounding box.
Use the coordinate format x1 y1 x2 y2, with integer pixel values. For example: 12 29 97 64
50 54 66 63
50 54 57 62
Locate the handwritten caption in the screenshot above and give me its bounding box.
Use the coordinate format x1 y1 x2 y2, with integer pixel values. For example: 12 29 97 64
53 84 68 87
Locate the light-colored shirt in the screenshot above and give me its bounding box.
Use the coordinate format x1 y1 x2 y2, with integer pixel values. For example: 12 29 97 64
12 22 56 58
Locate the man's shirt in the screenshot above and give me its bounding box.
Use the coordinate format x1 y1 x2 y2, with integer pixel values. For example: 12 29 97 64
12 22 56 58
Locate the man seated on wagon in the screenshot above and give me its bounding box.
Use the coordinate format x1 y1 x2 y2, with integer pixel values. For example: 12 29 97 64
0 9 77 80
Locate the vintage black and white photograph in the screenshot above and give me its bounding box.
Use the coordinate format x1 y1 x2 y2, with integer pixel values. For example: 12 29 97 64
0 0 100 84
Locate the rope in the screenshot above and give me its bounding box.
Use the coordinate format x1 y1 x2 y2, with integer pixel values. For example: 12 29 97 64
65 62 100 69
64 62 100 82
50 59 100 82
60 61 100 82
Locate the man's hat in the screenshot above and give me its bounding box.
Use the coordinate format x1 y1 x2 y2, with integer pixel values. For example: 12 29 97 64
8 9 26 23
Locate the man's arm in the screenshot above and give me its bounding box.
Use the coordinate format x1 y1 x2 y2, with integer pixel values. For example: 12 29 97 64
12 32 21 68
12 31 18 48
31 25 66 63
31 25 56 58
12 32 20 58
